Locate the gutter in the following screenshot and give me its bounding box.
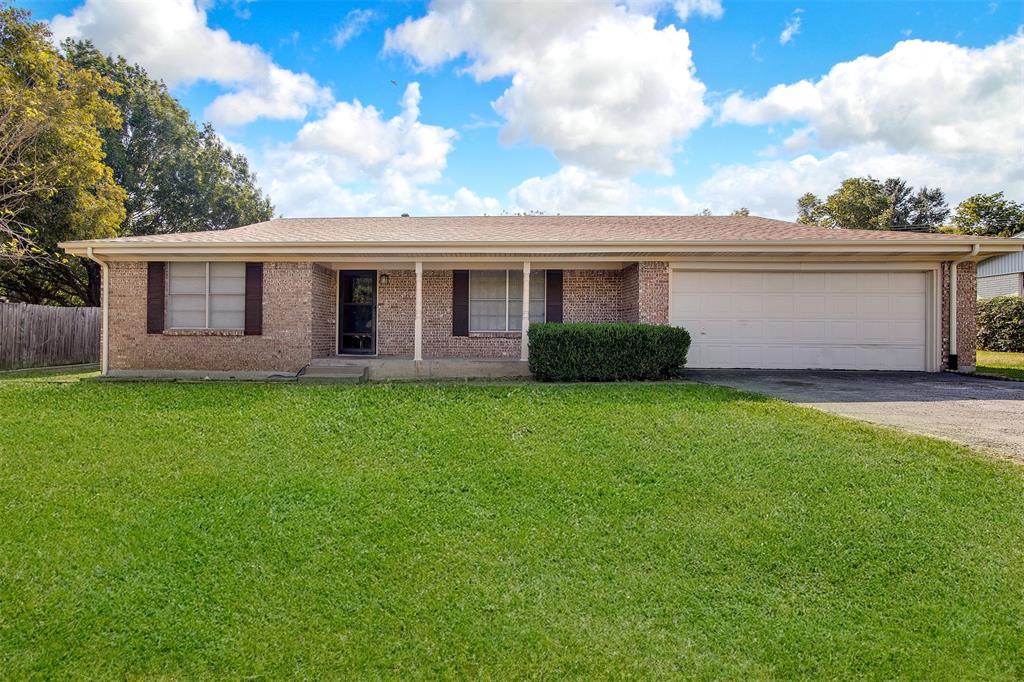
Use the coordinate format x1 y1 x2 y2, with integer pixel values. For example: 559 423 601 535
947 243 980 371
85 247 109 376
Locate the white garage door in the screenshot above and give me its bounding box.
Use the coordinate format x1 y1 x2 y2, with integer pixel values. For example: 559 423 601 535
671 270 929 371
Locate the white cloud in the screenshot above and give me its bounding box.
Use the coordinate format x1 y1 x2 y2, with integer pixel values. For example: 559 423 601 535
49 0 331 126
251 83 495 217
332 8 377 49
293 83 456 184
779 10 801 45
695 143 1023 220
674 0 724 22
385 1 710 177
720 34 1024 159
508 165 697 215
710 33 1024 218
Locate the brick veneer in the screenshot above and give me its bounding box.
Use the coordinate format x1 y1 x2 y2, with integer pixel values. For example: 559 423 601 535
311 264 336 359
107 261 317 372
940 260 977 372
564 270 625 323
373 264 671 358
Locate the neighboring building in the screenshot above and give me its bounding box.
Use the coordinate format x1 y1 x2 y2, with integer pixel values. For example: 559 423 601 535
977 233 1024 298
60 215 1023 378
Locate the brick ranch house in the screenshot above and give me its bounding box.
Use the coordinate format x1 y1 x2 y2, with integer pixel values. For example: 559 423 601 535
60 215 1023 379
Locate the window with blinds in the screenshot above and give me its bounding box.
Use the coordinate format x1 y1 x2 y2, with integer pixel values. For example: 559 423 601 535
469 269 545 332
166 262 246 329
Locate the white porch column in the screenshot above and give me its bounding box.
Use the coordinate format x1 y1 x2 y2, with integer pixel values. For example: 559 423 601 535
414 261 423 362
521 261 531 361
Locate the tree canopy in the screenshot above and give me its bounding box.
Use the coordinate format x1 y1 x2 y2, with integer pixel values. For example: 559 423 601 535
951 192 1024 237
0 9 273 307
0 6 126 305
797 176 950 231
62 41 273 237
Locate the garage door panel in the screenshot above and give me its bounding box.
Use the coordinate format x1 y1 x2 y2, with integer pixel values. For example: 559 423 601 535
671 269 928 371
891 294 923 315
857 294 890 315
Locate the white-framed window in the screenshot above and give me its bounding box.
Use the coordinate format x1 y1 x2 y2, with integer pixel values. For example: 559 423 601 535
469 269 545 332
166 262 245 329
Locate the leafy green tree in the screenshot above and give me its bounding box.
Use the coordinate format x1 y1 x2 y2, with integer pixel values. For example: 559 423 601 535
731 207 750 216
952 192 1024 237
798 177 949 231
822 177 891 230
797 192 824 225
61 41 273 237
0 6 126 305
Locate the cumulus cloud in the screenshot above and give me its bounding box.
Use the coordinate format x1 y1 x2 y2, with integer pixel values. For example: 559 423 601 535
720 33 1024 159
49 0 331 126
508 166 696 215
331 8 377 49
251 83 497 217
385 1 710 177
709 33 1024 218
293 83 456 184
695 143 1021 220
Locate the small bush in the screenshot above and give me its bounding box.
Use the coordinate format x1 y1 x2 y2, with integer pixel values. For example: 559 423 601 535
977 296 1024 352
528 323 690 382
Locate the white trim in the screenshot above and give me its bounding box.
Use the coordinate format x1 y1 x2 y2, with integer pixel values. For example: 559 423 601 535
86 247 109 376
521 261 531 361
334 269 340 355
60 238 1024 261
414 262 423 362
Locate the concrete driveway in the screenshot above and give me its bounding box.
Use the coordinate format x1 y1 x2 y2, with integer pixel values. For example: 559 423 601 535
685 369 1024 461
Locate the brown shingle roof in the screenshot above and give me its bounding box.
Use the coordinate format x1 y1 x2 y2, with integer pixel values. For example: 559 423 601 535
76 215 986 244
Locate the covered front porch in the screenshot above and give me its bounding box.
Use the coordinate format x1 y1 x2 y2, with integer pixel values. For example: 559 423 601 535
318 258 658 364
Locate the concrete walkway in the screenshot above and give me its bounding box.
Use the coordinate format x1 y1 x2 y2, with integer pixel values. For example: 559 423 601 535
685 369 1024 461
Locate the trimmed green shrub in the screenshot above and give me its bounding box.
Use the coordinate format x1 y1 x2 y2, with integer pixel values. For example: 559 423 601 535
528 323 691 382
977 295 1024 352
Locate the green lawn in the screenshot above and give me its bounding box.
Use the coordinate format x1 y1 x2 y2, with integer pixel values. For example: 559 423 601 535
976 350 1024 381
1 374 1022 679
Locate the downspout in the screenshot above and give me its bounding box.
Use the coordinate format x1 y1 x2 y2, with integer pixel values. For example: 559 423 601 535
85 247 109 376
947 243 980 371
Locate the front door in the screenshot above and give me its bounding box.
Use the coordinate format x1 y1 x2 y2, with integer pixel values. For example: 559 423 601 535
338 270 376 355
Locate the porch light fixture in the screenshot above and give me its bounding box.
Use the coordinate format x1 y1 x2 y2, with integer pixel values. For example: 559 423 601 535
379 273 389 286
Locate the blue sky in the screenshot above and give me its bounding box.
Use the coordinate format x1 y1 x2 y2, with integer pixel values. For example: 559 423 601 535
25 0 1024 218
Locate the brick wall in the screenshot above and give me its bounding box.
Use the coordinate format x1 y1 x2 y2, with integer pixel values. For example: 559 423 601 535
636 261 669 324
377 269 415 357
564 270 624 323
311 264 336 359
421 270 521 358
106 261 315 373
373 265 673 358
619 265 640 323
940 260 977 372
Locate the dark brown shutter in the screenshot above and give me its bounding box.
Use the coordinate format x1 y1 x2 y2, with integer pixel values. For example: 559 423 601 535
244 262 263 335
545 269 563 323
146 261 165 334
452 270 469 337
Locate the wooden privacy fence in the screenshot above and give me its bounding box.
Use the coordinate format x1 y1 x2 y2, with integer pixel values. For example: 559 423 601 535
0 302 100 370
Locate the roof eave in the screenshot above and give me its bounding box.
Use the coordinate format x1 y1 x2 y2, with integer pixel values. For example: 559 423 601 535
58 237 1024 259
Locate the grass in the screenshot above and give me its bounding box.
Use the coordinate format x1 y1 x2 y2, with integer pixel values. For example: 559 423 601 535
976 350 1024 381
1 375 1022 679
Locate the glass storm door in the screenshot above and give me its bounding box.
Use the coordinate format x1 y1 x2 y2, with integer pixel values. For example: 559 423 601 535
338 270 376 355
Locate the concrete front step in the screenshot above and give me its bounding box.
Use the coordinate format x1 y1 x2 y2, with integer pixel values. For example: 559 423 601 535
305 357 531 381
298 365 368 383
